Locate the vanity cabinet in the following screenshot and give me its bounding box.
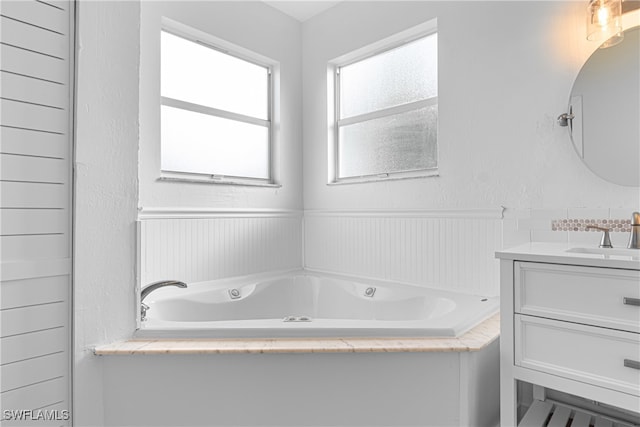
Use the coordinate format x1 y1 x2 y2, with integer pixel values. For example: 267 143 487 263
497 245 640 427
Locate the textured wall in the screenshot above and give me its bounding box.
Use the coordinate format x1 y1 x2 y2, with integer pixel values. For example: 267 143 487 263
74 1 140 424
302 1 639 211
138 1 303 211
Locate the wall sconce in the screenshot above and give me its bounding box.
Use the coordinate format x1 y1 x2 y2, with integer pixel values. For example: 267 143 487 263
587 0 624 47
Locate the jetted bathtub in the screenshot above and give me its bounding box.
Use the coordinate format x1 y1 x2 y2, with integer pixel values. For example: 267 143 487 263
137 271 498 338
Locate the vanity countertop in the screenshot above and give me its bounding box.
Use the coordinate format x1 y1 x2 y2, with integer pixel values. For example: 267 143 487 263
496 243 640 270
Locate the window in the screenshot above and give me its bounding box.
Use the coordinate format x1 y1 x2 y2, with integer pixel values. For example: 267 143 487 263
160 26 274 184
331 23 438 183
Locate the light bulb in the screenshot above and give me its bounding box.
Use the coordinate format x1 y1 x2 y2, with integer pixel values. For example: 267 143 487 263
586 0 623 45
597 5 609 26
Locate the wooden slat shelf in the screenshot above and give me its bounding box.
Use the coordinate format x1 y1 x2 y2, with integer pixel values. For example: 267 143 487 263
519 400 636 427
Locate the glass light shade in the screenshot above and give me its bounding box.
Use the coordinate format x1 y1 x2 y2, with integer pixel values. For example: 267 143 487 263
586 0 623 45
599 31 624 48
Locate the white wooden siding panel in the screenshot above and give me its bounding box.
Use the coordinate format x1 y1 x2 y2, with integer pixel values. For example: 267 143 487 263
1 352 67 393
0 0 72 420
1 209 68 235
1 70 67 108
0 15 67 59
1 99 67 133
1 182 67 209
1 377 67 412
0 275 68 310
0 43 66 83
304 213 502 296
26 401 71 427
0 327 66 364
139 215 303 285
0 154 67 183
0 301 67 337
1 0 69 34
0 234 69 261
0 126 68 158
36 0 68 12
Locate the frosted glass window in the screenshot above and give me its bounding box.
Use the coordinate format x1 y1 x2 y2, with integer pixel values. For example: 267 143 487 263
162 106 269 179
338 106 437 178
335 31 438 181
340 34 437 119
161 31 269 120
160 28 272 182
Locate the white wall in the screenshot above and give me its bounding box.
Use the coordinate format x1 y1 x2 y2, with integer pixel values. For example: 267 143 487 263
74 1 140 425
139 1 303 211
76 2 639 426
302 1 639 211
300 1 639 292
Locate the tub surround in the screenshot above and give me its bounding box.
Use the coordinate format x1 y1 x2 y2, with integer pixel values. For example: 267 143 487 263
94 312 498 355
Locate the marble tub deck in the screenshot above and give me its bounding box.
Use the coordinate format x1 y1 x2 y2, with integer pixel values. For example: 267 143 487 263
94 313 499 355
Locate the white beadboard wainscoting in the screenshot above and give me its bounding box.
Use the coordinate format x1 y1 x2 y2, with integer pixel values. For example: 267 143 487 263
304 209 504 297
137 208 504 297
137 209 303 287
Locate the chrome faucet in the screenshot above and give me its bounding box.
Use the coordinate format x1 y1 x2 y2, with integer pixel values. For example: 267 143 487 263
628 212 640 249
140 280 187 321
585 225 613 248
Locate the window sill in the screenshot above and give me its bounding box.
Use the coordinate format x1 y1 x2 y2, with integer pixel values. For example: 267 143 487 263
328 169 438 186
158 173 281 188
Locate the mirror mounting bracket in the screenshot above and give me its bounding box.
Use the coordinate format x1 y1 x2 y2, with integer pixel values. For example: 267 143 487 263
557 112 574 128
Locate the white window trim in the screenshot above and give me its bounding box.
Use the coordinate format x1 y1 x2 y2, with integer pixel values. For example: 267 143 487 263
327 18 439 185
159 17 281 187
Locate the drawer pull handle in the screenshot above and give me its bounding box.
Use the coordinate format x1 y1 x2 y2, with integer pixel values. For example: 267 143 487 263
624 359 640 370
623 297 640 306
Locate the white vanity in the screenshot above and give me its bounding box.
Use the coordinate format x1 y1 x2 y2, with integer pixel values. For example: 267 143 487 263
497 243 640 427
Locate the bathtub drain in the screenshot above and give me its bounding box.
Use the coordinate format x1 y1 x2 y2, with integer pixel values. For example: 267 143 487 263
283 316 312 322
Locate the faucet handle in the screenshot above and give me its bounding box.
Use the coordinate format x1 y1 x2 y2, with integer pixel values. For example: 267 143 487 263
585 225 613 248
141 303 149 322
629 212 640 249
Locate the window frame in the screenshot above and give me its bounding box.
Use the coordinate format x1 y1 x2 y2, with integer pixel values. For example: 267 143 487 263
328 19 439 185
159 18 279 187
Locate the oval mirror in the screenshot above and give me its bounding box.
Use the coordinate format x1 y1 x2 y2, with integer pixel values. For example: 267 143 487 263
566 25 640 186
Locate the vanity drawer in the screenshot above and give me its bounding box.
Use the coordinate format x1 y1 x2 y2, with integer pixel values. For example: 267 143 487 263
515 314 640 396
515 262 640 332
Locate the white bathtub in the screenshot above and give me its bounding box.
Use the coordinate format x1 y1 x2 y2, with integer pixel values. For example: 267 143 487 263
137 271 498 338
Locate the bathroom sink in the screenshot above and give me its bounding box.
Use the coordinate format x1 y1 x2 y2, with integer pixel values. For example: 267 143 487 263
566 247 640 259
